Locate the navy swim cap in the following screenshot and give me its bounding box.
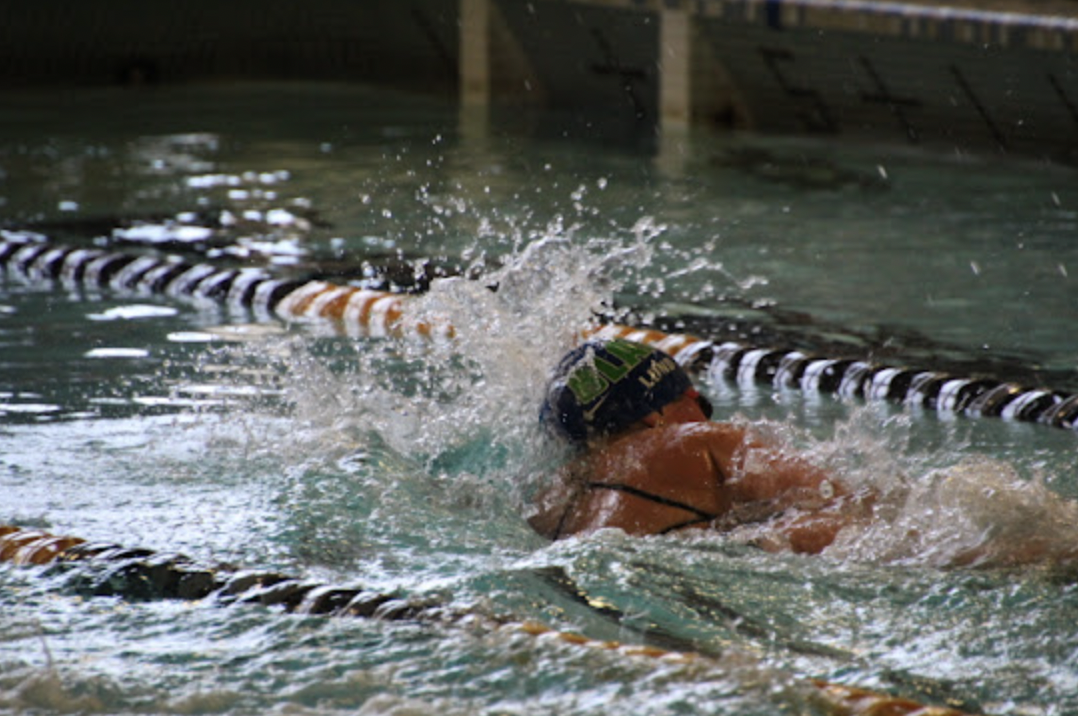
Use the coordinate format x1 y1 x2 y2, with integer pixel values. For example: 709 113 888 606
541 339 692 443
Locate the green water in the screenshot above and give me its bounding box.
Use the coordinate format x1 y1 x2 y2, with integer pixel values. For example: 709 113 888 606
2 83 1078 715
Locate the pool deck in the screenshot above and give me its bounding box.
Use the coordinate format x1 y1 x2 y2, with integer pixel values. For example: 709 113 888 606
0 0 1075 158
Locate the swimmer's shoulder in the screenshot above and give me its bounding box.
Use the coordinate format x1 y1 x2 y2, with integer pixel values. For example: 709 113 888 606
643 420 750 461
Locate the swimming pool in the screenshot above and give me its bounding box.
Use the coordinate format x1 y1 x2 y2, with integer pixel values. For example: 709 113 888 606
2 82 1077 715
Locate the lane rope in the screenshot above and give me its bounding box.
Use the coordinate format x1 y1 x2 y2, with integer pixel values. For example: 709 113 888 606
0 524 977 715
0 236 994 712
2 234 1075 431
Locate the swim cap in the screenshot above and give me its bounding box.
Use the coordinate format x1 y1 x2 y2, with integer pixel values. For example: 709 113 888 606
541 339 692 443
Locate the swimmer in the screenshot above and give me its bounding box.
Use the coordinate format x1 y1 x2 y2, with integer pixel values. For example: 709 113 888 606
529 338 875 553
530 339 1078 568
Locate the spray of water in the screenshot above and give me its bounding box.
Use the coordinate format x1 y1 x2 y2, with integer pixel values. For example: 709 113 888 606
180 229 1078 574
174 186 1078 573
779 406 1078 569
190 222 664 514
826 456 1078 568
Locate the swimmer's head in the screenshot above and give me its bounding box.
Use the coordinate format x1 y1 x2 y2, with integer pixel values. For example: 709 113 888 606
541 338 708 444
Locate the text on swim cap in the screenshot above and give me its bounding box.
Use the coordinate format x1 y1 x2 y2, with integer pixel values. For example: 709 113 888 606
638 354 679 390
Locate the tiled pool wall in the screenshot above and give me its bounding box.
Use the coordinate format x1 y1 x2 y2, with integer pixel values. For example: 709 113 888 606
1 0 1075 159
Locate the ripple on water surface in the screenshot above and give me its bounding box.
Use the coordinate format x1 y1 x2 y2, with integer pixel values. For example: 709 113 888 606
2 83 1077 716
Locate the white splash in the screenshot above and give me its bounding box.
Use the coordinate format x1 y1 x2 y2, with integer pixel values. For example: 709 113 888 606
84 347 151 359
87 304 179 321
273 228 663 484
829 457 1078 568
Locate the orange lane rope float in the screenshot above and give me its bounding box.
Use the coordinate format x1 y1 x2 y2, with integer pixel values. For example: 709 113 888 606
0 524 977 716
2 234 1076 431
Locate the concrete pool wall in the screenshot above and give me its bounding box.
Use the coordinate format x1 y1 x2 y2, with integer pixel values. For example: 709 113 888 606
1 0 1075 158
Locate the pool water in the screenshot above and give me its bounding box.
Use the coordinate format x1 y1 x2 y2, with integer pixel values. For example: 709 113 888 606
2 82 1078 715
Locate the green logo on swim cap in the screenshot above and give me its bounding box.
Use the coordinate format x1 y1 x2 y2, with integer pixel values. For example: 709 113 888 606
565 339 656 405
543 338 693 443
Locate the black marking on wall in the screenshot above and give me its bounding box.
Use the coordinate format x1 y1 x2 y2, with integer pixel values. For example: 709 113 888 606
765 0 784 31
950 64 1007 150
759 47 837 133
857 56 921 142
1047 73 1078 129
588 27 649 121
410 5 457 85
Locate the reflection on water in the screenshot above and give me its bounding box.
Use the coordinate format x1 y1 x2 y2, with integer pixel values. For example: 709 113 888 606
2 83 1078 715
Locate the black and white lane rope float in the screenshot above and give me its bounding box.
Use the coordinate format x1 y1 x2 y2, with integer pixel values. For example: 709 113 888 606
0 524 980 716
3 233 1076 432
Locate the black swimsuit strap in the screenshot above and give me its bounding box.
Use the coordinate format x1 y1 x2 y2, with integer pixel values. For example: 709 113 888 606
657 516 716 535
548 463 725 540
585 482 719 522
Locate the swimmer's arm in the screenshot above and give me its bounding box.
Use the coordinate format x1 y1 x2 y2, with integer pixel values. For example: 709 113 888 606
527 468 581 540
703 425 876 555
745 493 875 554
744 513 849 555
705 424 845 506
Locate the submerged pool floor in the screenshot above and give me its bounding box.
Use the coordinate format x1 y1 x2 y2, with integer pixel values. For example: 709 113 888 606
2 83 1078 715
